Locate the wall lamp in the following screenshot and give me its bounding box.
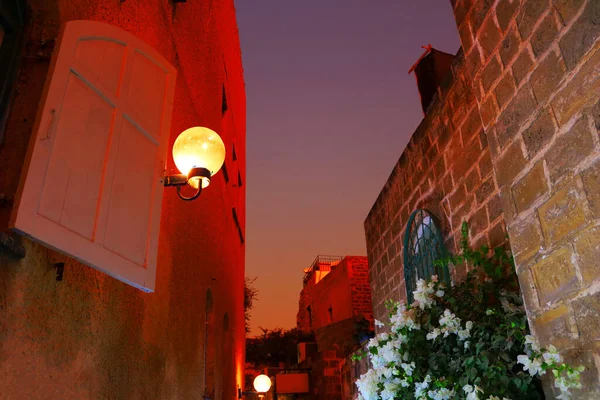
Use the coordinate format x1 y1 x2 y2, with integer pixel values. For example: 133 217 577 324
164 127 226 201
238 374 272 398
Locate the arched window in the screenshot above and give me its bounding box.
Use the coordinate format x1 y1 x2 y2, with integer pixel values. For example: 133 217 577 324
403 209 450 303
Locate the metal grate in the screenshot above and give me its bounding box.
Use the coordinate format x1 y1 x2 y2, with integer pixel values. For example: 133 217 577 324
403 209 450 304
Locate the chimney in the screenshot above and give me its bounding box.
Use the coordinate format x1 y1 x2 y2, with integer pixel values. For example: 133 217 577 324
408 44 455 115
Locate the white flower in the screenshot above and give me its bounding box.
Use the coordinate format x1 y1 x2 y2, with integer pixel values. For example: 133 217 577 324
367 337 378 352
390 304 420 332
378 332 389 342
517 355 544 376
466 321 473 330
400 362 415 376
439 309 461 337
436 289 445 297
463 385 483 400
413 279 436 310
426 328 441 341
486 309 494 315
524 335 540 352
431 275 438 282
458 328 471 341
428 387 455 400
356 369 380 400
414 375 431 399
464 341 470 350
542 345 562 364
375 319 385 328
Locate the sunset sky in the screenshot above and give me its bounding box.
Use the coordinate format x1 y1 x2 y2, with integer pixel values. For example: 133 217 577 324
237 0 461 336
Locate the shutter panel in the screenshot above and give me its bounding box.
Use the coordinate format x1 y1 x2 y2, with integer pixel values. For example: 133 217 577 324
10 20 177 292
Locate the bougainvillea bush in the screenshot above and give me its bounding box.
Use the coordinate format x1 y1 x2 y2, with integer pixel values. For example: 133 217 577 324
354 223 583 400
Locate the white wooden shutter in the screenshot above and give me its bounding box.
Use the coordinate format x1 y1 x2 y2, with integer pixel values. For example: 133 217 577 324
10 20 177 292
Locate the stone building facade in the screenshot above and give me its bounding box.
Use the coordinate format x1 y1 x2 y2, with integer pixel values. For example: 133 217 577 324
365 0 600 397
0 1 246 399
295 255 373 400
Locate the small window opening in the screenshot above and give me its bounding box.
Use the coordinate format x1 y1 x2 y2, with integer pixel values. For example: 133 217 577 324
237 171 243 187
232 144 237 161
232 207 244 244
328 306 333 323
307 306 312 327
222 163 229 183
221 84 228 115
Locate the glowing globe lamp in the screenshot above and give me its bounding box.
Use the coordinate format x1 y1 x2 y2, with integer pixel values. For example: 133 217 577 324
253 374 272 393
172 126 226 189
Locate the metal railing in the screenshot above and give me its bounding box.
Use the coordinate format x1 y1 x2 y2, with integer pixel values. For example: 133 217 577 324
303 255 343 285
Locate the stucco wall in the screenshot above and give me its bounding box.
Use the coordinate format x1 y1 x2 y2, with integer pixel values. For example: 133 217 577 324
0 1 246 399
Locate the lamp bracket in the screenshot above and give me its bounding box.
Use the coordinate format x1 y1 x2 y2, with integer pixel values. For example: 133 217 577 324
164 167 211 201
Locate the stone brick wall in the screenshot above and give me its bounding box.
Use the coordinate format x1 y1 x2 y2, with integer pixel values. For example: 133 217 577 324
365 0 600 397
297 256 372 332
364 48 506 322
452 0 600 396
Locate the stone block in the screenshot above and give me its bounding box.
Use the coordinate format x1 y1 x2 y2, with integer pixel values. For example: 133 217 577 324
469 205 489 237
531 246 579 304
449 185 467 210
487 192 503 222
479 149 493 177
574 227 600 285
530 50 567 105
494 139 528 187
461 108 484 141
459 21 474 54
478 15 502 59
464 168 480 193
558 0 600 70
496 0 520 32
552 42 600 125
512 162 548 212
531 12 559 57
479 95 498 127
469 0 495 34
499 26 521 68
512 49 535 84
453 141 481 178
481 56 503 93
496 87 537 147
509 217 543 265
495 72 517 109
533 305 574 348
518 268 539 312
466 46 483 79
500 187 517 224
476 177 495 204
517 0 550 39
581 160 600 218
538 181 588 245
552 0 585 24
488 220 507 247
522 108 556 157
545 116 594 183
572 293 600 340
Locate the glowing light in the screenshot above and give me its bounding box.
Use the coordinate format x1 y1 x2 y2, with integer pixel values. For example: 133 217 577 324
253 375 272 393
172 127 225 188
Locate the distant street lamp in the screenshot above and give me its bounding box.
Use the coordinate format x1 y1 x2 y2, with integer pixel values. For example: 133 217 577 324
164 127 226 201
238 374 272 398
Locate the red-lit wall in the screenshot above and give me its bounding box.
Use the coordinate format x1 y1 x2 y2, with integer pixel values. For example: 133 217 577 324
0 1 246 399
297 256 372 332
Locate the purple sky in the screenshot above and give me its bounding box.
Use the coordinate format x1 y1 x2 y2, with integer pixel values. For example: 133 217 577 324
236 0 461 336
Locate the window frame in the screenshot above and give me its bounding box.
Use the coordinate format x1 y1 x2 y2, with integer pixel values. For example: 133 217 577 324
403 209 450 304
0 0 27 145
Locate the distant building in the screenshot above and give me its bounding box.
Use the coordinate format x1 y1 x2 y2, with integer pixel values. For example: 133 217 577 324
296 255 373 400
